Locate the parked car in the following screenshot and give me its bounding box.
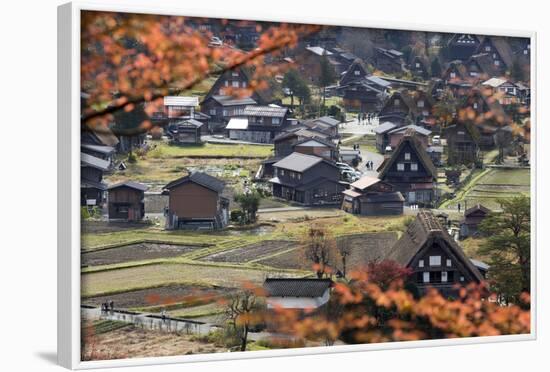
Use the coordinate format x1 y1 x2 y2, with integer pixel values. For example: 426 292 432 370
336 162 356 172
432 135 441 145
341 170 360 182
208 36 223 47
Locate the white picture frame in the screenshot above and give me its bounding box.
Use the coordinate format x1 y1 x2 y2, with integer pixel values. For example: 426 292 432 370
58 1 537 369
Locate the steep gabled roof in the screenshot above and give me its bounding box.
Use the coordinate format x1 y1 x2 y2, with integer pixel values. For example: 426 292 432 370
377 131 437 180
468 53 500 77
464 204 491 217
387 210 484 282
374 121 397 134
340 59 368 85
164 172 225 193
389 124 432 137
480 37 514 67
263 278 332 298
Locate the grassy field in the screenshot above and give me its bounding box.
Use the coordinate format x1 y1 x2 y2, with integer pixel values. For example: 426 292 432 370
148 142 273 158
81 262 303 297
105 142 271 186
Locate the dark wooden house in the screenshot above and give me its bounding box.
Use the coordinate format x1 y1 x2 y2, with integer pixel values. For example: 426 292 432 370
460 204 491 239
444 121 480 166
372 47 405 74
293 137 338 161
341 176 404 216
339 59 368 86
163 172 229 230
387 210 486 297
388 124 431 149
338 76 390 113
374 121 398 153
377 130 438 206
301 116 341 138
203 66 279 105
476 36 514 74
378 91 412 125
441 60 472 95
269 152 345 206
274 127 332 158
447 34 480 61
464 53 500 80
81 153 109 207
409 55 430 79
81 144 115 169
225 105 290 143
107 181 148 221
200 95 257 132
263 278 333 309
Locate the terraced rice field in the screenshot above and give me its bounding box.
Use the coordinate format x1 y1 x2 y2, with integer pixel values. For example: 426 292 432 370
201 240 298 263
463 168 530 209
81 243 203 267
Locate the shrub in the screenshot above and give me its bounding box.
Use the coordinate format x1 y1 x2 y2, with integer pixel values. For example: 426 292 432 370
127 152 138 163
81 207 91 220
230 210 245 223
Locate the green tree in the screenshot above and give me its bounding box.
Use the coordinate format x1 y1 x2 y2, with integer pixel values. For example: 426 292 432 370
478 196 531 304
318 53 337 109
294 79 311 111
234 190 262 224
282 69 301 107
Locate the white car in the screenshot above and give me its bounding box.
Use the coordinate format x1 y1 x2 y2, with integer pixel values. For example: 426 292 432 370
208 36 223 47
432 135 441 145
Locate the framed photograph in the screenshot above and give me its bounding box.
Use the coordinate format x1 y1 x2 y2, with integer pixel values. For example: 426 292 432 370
58 1 536 369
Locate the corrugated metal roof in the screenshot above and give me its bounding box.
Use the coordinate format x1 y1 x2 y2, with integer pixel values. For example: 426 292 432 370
164 96 199 107
306 46 333 56
264 278 332 297
81 143 116 155
211 95 257 106
243 105 288 117
108 181 148 191
81 153 110 171
389 124 432 136
226 118 249 130
273 152 324 172
350 176 380 191
374 121 397 134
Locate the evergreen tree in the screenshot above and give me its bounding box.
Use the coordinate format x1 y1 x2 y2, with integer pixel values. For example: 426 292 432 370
478 196 531 304
318 53 337 108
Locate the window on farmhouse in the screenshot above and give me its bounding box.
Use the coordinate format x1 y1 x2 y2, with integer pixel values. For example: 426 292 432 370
404 152 411 160
354 70 360 75
397 163 405 171
429 256 441 266
418 259 424 268
394 99 400 106
272 117 280 125
417 100 424 108
423 272 430 283
446 259 452 267
232 81 239 88
411 163 418 171
442 271 448 283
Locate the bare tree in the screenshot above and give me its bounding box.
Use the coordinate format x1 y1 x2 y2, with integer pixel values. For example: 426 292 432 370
336 237 352 278
224 290 259 351
302 226 336 278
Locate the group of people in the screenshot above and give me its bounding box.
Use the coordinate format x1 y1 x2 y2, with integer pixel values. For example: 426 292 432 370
357 112 377 125
100 300 115 313
365 160 375 170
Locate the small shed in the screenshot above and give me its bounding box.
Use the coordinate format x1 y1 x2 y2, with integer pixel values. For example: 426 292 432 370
107 181 148 221
263 278 333 309
460 204 491 239
169 119 204 144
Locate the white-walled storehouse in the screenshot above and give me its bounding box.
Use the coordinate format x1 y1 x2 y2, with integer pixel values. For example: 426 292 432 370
263 278 333 309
